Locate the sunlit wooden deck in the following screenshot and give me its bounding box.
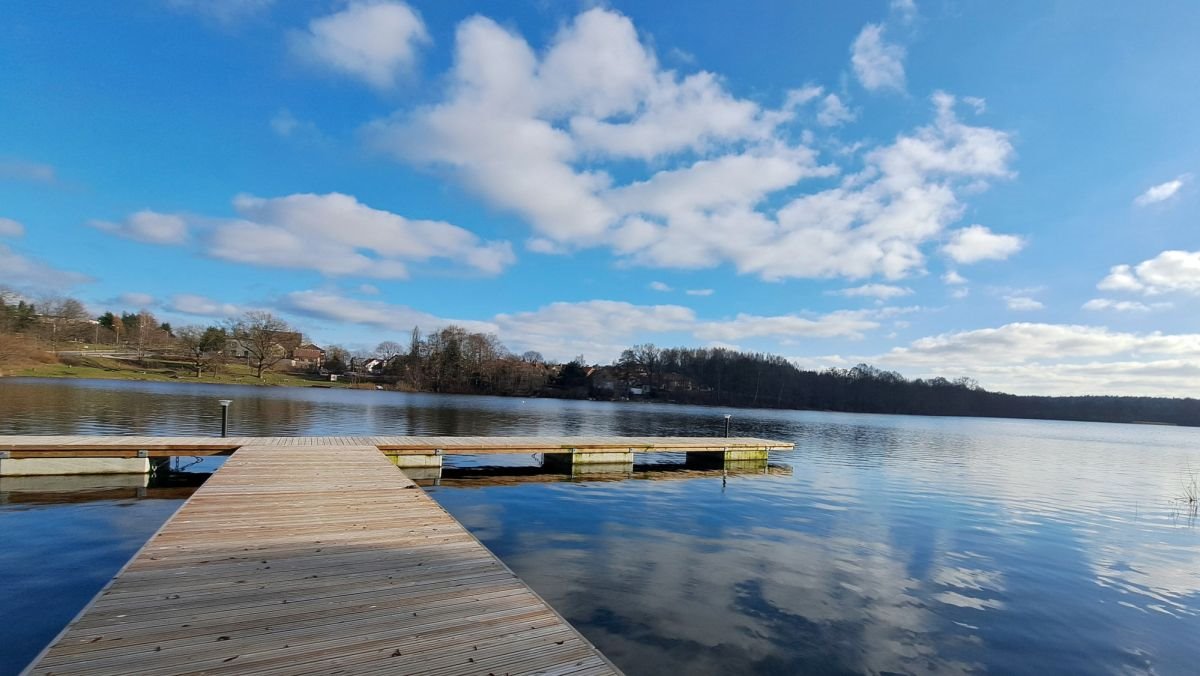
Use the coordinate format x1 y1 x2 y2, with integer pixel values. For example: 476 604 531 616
26 443 624 675
0 435 792 457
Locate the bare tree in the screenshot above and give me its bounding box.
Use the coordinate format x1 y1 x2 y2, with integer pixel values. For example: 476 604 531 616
230 311 292 378
176 325 225 377
133 310 161 359
619 343 662 391
376 340 404 363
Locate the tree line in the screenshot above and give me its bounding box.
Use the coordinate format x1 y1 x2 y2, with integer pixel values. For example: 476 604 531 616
3 288 1198 426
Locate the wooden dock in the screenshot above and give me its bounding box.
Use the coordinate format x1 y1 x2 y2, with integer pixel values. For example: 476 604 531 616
26 443 623 675
0 435 792 457
16 436 792 674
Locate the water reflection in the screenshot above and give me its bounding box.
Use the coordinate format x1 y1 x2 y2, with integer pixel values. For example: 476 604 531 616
2 379 1200 675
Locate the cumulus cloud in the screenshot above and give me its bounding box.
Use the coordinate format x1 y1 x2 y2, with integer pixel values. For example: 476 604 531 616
1133 174 1190 206
94 193 514 279
649 281 672 292
942 270 966 285
1098 250 1200 295
685 288 714 296
282 290 497 336
169 294 242 318
814 322 1200 396
833 283 913 300
1004 296 1044 311
942 225 1024 264
851 24 906 92
0 244 92 292
816 93 855 127
0 217 24 237
280 290 893 363
1082 298 1171 312
90 210 190 245
290 1 429 90
365 9 1016 282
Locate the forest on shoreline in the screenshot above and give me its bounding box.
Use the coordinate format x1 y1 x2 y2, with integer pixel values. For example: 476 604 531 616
4 291 1199 427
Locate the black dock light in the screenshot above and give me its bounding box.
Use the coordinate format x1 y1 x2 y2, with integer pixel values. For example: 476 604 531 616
724 414 732 438
219 399 232 437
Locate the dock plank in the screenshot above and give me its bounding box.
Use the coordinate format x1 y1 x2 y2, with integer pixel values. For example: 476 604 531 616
0 435 792 458
27 444 622 676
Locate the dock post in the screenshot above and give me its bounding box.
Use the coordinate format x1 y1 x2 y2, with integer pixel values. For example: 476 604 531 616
218 399 232 437
724 414 732 437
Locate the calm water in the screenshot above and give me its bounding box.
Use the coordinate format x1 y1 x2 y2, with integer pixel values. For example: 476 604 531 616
2 378 1199 675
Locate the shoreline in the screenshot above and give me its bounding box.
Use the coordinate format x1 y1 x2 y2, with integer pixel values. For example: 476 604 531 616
5 369 1196 430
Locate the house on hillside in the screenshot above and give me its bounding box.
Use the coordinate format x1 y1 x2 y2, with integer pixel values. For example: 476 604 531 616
292 343 325 368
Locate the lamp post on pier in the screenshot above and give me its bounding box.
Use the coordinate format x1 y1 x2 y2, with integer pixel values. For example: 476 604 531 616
219 400 232 438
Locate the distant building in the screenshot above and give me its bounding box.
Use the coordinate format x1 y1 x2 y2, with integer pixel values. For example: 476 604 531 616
292 343 325 367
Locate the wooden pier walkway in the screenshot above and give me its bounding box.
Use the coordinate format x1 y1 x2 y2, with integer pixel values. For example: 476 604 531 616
16 435 793 674
26 443 623 675
0 435 792 457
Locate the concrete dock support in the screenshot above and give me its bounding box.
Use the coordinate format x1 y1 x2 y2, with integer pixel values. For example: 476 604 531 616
386 453 444 469
543 449 635 475
685 448 770 469
0 456 152 476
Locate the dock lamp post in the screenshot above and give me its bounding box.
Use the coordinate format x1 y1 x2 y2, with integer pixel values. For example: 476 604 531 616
219 400 232 438
724 414 732 438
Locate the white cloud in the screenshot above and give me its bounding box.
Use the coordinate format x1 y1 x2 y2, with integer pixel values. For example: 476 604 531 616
942 225 1024 264
833 283 913 300
169 294 242 318
685 288 714 296
283 290 498 336
1098 250 1200 295
89 210 190 245
97 193 515 279
117 292 156 308
649 281 672 292
1082 298 1171 313
368 10 1013 282
290 1 429 90
0 159 56 184
0 217 24 237
851 24 906 92
1133 174 1190 206
816 93 855 127
280 291 890 363
1004 296 1043 311
495 300 695 361
890 0 918 22
693 310 882 343
942 270 967 285
0 244 92 292
358 284 380 295
817 322 1200 396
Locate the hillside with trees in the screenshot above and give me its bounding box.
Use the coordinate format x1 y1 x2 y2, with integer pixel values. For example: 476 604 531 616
2 288 1198 426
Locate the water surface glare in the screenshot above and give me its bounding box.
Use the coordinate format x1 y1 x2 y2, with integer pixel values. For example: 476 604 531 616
2 378 1199 674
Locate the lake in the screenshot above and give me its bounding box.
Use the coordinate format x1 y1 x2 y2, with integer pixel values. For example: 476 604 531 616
2 378 1199 675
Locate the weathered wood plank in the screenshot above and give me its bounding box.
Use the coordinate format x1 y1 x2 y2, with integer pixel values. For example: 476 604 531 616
26 443 622 676
0 435 792 458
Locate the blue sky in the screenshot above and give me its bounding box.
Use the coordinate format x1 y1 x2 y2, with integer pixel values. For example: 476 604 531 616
2 0 1198 396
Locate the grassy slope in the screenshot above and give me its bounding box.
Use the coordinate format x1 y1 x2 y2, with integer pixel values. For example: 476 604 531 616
10 356 350 388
